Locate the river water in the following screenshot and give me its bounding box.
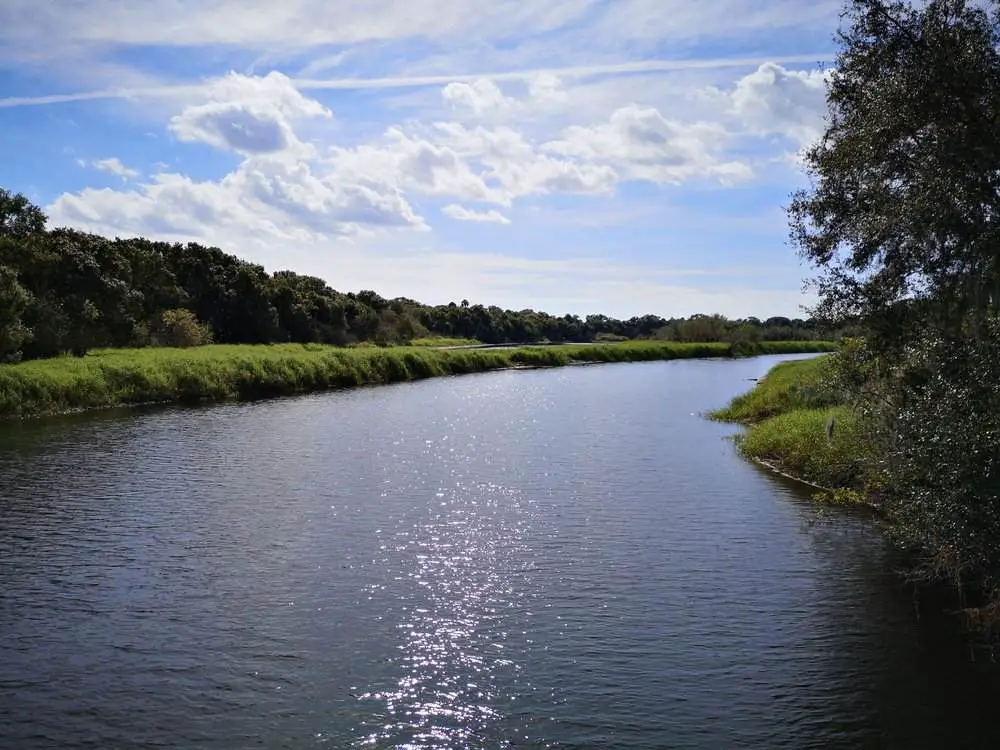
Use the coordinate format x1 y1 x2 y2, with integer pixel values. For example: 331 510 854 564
2 354 999 749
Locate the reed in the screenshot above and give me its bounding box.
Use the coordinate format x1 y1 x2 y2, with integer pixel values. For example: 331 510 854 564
0 340 836 421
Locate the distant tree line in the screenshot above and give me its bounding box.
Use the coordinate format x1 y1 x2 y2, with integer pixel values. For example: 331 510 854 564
0 188 836 363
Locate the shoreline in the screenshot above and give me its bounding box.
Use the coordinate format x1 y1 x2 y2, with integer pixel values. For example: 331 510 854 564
0 340 835 423
710 354 873 507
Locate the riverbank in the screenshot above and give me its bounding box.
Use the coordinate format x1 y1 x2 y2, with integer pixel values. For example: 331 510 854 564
0 340 836 421
710 355 866 501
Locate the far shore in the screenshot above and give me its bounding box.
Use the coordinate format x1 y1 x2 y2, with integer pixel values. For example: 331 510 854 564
0 340 836 422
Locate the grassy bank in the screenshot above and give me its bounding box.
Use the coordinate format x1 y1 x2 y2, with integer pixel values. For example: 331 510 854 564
711 355 865 495
408 337 481 347
0 340 835 421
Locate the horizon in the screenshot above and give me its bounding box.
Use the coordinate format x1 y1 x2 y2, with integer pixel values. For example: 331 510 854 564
0 0 840 320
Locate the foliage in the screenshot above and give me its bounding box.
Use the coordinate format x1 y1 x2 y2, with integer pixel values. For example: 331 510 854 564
710 356 841 422
860 323 1000 593
0 185 839 363
0 263 32 362
594 332 629 342
789 0 1000 610
0 188 47 239
0 340 835 421
150 309 214 348
790 0 1000 351
738 406 865 490
408 337 481 347
713 353 868 492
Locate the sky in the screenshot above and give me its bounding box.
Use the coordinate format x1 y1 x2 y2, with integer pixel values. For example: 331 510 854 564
0 0 842 320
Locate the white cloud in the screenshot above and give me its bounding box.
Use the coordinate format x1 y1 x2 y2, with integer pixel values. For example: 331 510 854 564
37 57 825 319
50 69 776 254
442 79 515 117
0 0 596 57
169 71 332 155
441 74 570 121
77 157 140 179
527 73 569 106
294 51 349 78
442 204 511 224
50 157 424 242
544 105 752 185
729 62 829 145
596 0 840 43
0 55 833 110
326 120 617 208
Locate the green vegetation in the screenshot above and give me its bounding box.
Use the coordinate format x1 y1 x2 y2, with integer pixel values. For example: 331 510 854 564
0 186 843 365
784 0 1000 619
407 337 481 347
710 356 841 423
712 356 866 493
736 407 863 491
0 340 834 420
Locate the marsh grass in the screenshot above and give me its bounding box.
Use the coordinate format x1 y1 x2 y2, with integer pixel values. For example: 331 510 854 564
739 406 864 490
408 337 481 347
709 355 839 423
0 340 835 420
712 351 869 499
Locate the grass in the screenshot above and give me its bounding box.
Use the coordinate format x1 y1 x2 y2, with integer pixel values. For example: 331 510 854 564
709 355 840 423
739 406 864 490
712 352 867 496
408 337 481 347
0 339 836 421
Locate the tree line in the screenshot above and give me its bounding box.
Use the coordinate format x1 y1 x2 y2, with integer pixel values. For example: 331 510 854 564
795 0 1000 618
0 189 833 363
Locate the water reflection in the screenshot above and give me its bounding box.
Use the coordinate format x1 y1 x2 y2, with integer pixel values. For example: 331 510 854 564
3 356 1000 750
356 481 530 748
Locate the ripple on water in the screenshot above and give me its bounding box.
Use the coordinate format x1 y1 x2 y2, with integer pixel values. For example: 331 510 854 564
2 356 1000 750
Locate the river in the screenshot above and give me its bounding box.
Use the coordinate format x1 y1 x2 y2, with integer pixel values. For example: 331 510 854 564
1 354 999 749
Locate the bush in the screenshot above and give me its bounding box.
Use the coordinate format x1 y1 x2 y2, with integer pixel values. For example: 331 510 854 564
862 325 1000 595
150 309 214 348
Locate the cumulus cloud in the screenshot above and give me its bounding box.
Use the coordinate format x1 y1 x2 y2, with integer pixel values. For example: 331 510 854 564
442 204 511 224
527 73 569 106
442 79 515 117
544 105 752 184
50 157 424 242
54 68 767 253
441 74 570 120
169 71 332 155
77 157 139 179
327 119 618 207
729 62 829 145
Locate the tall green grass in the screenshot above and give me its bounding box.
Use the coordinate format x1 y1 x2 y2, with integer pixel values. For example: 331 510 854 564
0 340 836 421
408 337 481 347
739 406 863 489
709 355 839 423
712 351 868 497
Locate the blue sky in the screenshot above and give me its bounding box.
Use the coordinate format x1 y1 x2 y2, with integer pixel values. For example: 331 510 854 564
0 0 841 319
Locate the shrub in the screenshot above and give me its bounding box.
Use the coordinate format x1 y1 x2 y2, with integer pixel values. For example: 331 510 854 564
151 309 214 348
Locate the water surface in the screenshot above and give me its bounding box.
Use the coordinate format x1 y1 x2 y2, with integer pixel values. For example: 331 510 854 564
2 354 998 749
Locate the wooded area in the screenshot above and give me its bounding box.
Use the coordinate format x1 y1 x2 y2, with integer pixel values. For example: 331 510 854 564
0 188 832 363
792 0 1000 615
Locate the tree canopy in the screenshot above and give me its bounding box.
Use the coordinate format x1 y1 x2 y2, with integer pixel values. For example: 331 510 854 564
0 187 833 363
794 0 1000 607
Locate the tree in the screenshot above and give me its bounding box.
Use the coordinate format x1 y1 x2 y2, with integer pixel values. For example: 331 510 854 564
0 188 46 239
151 308 213 348
790 0 1000 350
791 0 1000 602
0 263 31 361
